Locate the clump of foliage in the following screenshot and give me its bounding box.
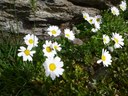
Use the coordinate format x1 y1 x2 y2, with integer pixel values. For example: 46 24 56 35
0 0 128 96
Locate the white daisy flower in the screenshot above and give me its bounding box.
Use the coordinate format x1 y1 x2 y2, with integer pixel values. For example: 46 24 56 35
103 34 110 44
97 49 112 67
43 56 64 80
111 6 120 16
18 46 35 61
82 12 90 21
91 23 100 33
94 22 101 29
52 42 62 51
64 29 75 41
24 34 39 48
43 40 56 57
111 33 124 48
94 15 102 24
47 26 61 37
119 1 127 11
91 28 99 33
88 17 95 24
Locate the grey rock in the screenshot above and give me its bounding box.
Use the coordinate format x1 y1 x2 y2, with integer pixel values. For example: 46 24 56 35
0 0 100 38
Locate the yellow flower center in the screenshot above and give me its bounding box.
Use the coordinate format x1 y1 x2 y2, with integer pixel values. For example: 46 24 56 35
89 19 93 23
29 39 34 44
51 30 56 34
46 47 52 52
49 63 56 71
112 10 116 14
54 46 58 50
102 55 106 61
84 16 87 19
24 50 30 56
114 38 119 43
66 34 70 37
96 18 100 22
103 38 107 43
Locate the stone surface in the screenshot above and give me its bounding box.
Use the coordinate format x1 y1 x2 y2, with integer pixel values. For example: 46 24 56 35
1 0 118 37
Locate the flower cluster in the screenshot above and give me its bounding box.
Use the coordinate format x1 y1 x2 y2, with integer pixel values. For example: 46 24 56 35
42 25 76 80
17 25 76 80
96 0 126 67
103 33 124 49
43 40 61 58
47 25 75 41
97 33 124 67
82 12 102 32
17 0 126 81
111 0 127 16
42 40 64 80
76 2 126 68
18 34 39 61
